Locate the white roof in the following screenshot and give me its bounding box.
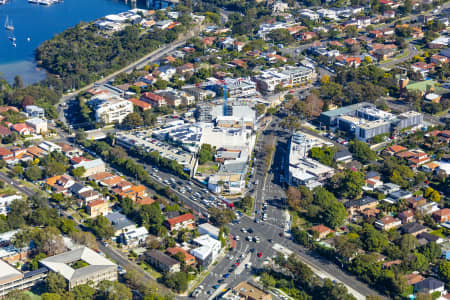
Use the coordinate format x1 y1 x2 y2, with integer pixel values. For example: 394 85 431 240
437 161 450 174
26 118 47 125
190 245 212 260
76 158 105 170
194 234 221 247
0 259 22 282
0 230 19 244
198 223 220 236
40 247 116 281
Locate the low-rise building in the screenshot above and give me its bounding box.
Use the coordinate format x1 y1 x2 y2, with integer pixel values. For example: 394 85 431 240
401 222 428 236
40 247 117 289
310 224 334 240
190 234 221 266
167 247 196 266
90 98 133 124
105 212 137 236
223 281 272 300
87 199 109 217
414 277 445 295
145 250 181 273
198 223 220 239
74 159 106 177
0 260 47 297
345 196 378 216
25 105 45 118
165 213 195 231
432 208 450 223
374 216 401 231
121 226 148 247
0 194 21 215
25 118 47 134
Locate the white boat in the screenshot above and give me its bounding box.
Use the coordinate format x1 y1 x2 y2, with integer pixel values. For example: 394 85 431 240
12 42 16 47
28 0 39 3
39 0 52 5
4 16 14 31
27 37 31 42
8 36 16 42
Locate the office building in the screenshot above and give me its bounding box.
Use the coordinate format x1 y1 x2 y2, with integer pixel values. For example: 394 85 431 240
90 98 133 124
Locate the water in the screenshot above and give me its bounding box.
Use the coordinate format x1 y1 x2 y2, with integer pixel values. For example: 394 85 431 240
0 0 167 85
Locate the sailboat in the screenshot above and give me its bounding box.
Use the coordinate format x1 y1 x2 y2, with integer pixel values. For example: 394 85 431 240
5 16 14 31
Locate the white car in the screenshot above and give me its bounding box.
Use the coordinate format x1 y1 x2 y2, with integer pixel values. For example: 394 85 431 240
235 235 240 241
241 228 247 233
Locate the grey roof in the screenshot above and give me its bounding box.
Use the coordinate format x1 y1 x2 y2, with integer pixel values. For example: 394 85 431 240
415 277 444 292
390 190 411 200
345 196 378 208
401 222 427 234
40 247 116 282
219 161 247 174
146 250 179 267
321 102 374 118
333 149 352 161
417 232 440 243
70 183 87 194
105 212 136 231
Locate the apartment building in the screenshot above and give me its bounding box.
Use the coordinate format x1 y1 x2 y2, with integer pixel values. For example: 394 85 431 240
91 98 133 124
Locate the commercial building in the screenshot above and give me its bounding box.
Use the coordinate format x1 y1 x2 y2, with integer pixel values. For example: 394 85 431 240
288 132 334 189
90 97 133 124
145 250 181 273
221 78 257 98
39 247 117 289
198 223 220 239
0 260 48 297
74 159 106 177
25 118 48 134
321 103 423 141
254 66 315 92
223 281 272 300
190 234 221 266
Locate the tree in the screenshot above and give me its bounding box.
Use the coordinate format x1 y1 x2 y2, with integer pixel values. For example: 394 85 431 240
34 227 65 256
255 103 266 116
280 116 301 131
198 144 214 164
74 129 87 144
21 95 34 109
267 28 294 44
361 224 389 252
5 290 31 300
304 93 324 119
323 201 347 228
399 234 418 253
121 112 144 129
260 272 276 288
42 293 61 300
25 166 42 181
71 167 85 178
164 272 188 292
87 215 115 239
420 242 441 261
439 261 450 283
70 230 97 248
71 284 96 300
96 280 133 300
349 140 377 163
13 75 23 89
310 146 335 166
46 272 67 294
340 170 365 199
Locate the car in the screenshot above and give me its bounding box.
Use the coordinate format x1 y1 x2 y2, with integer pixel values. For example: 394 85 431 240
213 284 220 289
235 262 239 266
223 273 230 278
246 236 252 241
198 285 204 290
247 228 253 233
257 252 263 258
241 228 247 233
235 235 240 241
207 290 213 295
268 239 273 243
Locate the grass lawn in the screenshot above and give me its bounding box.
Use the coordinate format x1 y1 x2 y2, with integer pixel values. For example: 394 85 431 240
138 261 163 279
430 228 446 238
24 291 42 300
197 163 219 175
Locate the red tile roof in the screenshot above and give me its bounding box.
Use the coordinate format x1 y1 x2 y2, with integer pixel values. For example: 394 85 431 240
167 213 194 226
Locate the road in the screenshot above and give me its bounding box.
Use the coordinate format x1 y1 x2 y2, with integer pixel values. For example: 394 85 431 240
56 25 204 127
378 43 419 69
0 171 36 197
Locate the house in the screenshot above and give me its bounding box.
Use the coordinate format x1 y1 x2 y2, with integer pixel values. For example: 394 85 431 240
0 148 13 161
57 143 83 158
363 177 383 191
377 183 400 195
416 202 440 215
432 208 450 223
0 125 11 137
383 10 395 18
25 105 45 118
129 98 152 111
145 250 180 273
411 62 434 77
167 247 196 266
405 273 425 285
121 226 148 247
11 123 33 135
310 224 334 240
385 145 407 155
345 196 378 216
87 199 109 217
165 213 195 231
401 222 428 236
374 216 401 231
300 32 317 41
105 212 137 236
414 277 445 295
39 141 62 153
421 162 440 172
406 196 427 209
398 209 415 224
